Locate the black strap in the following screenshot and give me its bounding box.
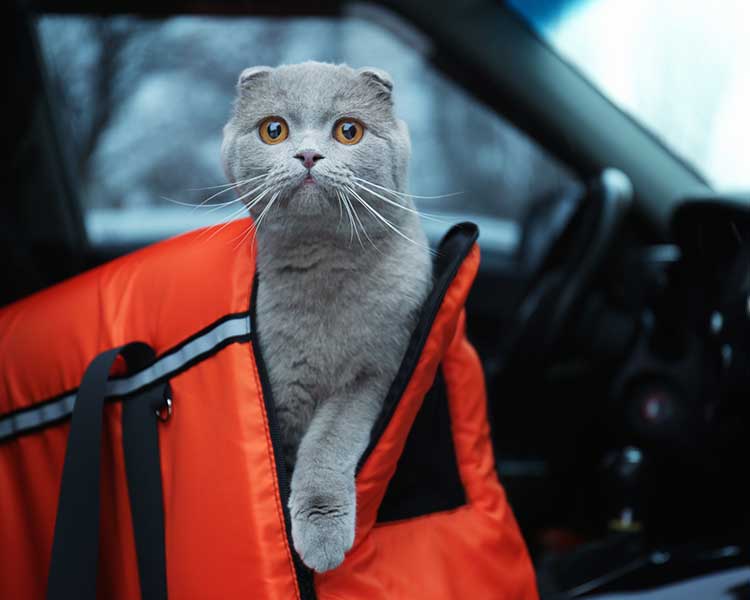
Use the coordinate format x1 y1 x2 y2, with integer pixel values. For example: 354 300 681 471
122 372 169 600
47 343 168 600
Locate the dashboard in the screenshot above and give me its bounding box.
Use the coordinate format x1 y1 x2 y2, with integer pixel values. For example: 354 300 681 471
672 196 750 411
608 195 750 541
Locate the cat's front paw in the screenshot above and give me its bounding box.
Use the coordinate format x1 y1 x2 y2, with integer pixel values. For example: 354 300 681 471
289 483 356 572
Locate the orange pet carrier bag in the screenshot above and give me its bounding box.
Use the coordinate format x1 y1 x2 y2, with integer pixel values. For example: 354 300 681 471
0 220 538 599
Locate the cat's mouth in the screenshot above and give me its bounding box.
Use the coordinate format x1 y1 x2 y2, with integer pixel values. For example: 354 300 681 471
303 174 316 185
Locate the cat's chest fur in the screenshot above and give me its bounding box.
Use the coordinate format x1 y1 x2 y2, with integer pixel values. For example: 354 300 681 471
254 236 431 467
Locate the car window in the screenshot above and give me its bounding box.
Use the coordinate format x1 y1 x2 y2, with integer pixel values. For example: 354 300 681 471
37 9 578 251
508 0 750 190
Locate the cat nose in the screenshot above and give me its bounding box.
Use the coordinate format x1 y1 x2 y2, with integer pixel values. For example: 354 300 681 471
294 150 324 169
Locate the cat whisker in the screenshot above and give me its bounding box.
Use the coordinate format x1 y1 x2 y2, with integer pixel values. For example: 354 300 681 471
242 186 274 215
228 193 271 248
353 177 463 200
186 182 239 192
338 190 357 246
201 199 244 216
199 202 254 242
228 221 255 251
196 174 268 207
161 195 247 220
342 189 381 254
352 181 450 223
335 191 344 231
334 191 348 239
246 190 280 249
346 187 436 256
200 186 272 242
231 181 273 208
186 174 265 192
197 177 270 214
169 174 268 212
161 195 239 209
228 185 283 250
200 182 272 228
346 194 366 250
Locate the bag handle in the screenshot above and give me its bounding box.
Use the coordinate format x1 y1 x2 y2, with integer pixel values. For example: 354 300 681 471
47 343 168 600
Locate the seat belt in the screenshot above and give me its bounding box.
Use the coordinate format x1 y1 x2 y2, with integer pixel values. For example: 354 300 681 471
47 342 168 600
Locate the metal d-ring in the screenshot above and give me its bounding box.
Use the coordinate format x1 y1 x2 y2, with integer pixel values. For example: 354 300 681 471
156 394 173 422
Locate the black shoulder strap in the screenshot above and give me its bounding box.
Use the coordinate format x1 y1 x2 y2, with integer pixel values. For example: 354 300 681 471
47 342 168 600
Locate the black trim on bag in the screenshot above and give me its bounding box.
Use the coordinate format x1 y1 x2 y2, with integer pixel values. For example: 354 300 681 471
249 275 317 600
357 222 479 472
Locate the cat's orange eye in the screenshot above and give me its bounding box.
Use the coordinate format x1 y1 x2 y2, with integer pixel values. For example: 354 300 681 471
333 118 365 145
259 116 289 145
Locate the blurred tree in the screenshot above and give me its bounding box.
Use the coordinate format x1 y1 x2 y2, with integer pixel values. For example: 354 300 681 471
38 14 577 228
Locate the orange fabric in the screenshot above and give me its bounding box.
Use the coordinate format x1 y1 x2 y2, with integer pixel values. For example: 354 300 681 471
0 220 537 600
317 246 537 600
0 221 300 600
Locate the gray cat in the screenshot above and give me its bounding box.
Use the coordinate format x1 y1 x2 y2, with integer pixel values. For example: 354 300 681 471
221 62 432 572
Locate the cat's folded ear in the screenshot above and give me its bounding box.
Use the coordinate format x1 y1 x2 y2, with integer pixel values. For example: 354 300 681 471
238 66 273 90
357 67 394 103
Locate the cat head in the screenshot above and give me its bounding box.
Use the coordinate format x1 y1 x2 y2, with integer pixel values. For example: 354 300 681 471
221 62 412 230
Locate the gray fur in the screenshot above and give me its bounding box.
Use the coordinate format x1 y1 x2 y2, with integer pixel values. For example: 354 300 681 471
222 62 432 572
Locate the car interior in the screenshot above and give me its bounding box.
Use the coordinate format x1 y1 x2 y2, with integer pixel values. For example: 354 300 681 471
6 0 750 597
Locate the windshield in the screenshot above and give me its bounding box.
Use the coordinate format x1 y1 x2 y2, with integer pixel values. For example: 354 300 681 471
508 0 750 190
36 10 577 249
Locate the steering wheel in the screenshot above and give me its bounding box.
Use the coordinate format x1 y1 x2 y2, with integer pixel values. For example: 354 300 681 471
489 168 633 380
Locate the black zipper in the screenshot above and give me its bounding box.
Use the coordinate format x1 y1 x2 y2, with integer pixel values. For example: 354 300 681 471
250 276 317 600
247 221 477 596
356 222 479 472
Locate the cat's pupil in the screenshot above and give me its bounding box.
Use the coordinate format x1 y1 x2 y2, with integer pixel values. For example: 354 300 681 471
267 122 282 139
341 122 357 140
